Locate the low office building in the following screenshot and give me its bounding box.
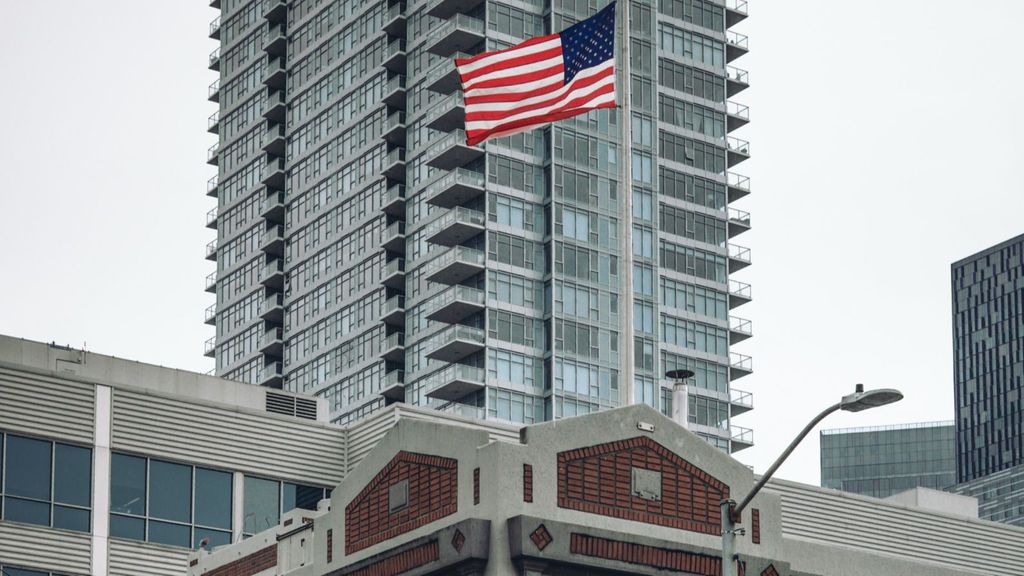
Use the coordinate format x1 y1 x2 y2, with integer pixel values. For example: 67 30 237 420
191 406 1024 576
951 464 1024 527
819 421 956 498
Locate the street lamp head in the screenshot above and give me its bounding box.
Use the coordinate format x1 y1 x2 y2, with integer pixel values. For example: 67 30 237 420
665 369 695 381
840 384 903 413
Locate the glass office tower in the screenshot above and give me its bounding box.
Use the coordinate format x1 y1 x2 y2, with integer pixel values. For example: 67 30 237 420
950 233 1024 524
203 0 755 451
820 422 957 499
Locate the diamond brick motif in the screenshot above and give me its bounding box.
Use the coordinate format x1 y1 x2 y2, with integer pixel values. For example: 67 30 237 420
451 528 466 552
530 524 553 551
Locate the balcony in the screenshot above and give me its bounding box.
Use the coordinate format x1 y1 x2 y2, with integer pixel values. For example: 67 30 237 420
729 316 752 344
204 304 216 326
727 243 751 273
207 175 219 197
260 361 283 388
264 0 287 22
205 239 217 261
427 15 485 57
726 101 749 131
206 207 218 230
264 22 287 56
205 272 217 293
262 224 285 257
726 136 750 167
208 79 220 103
260 327 284 357
726 31 749 63
383 39 407 73
383 75 407 109
424 52 469 94
730 352 753 381
383 147 406 181
382 221 406 254
382 295 406 327
727 207 750 238
423 364 485 402
208 111 220 135
263 90 286 123
261 293 285 323
725 0 748 27
425 130 483 170
730 388 753 417
426 168 485 208
727 171 750 202
382 184 406 217
425 207 485 247
425 285 485 324
264 56 286 90
262 259 285 288
262 157 286 190
381 370 406 402
427 0 485 21
380 332 405 362
262 190 286 223
727 279 751 309
208 47 220 71
263 124 286 157
381 258 406 289
204 337 216 358
383 112 406 146
425 325 485 363
726 65 749 97
384 2 406 37
425 246 485 285
731 425 754 452
207 142 219 166
425 93 465 133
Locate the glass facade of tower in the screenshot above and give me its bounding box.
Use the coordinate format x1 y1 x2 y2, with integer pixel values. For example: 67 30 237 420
820 422 957 499
205 0 754 452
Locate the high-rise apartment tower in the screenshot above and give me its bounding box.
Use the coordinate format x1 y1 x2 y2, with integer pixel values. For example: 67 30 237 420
203 0 755 451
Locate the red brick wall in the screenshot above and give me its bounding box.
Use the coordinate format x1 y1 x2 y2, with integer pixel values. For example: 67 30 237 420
523 464 533 503
761 564 779 576
570 533 722 575
347 540 439 576
557 436 729 535
751 508 760 544
205 544 277 576
327 529 334 563
473 467 480 505
344 451 458 554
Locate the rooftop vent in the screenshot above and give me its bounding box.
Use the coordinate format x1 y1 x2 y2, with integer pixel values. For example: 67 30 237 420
266 391 319 421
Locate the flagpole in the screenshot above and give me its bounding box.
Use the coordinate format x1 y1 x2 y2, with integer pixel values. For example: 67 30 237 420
618 0 636 407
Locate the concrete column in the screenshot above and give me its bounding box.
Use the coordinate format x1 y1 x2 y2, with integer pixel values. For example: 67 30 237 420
233 471 245 543
91 385 112 576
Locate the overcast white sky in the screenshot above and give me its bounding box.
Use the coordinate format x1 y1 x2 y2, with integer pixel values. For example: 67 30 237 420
1 1 1022 486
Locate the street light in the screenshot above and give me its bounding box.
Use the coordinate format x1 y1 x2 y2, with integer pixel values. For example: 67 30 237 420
720 384 903 576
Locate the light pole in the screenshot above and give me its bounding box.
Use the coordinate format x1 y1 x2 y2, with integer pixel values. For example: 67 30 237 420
720 384 903 576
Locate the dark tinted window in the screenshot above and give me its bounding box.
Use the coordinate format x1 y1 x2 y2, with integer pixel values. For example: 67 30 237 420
195 468 232 530
5 436 51 500
149 460 191 523
54 444 91 507
111 454 146 516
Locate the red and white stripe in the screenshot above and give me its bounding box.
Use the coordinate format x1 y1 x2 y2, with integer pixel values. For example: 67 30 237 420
456 35 616 146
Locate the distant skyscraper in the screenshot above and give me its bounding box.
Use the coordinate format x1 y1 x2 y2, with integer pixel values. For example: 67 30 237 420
202 0 755 452
950 233 1024 525
820 421 956 499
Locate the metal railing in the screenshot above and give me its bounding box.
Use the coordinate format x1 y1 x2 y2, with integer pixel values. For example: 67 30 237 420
729 316 752 335
429 246 486 272
435 206 485 230
384 220 406 239
730 388 753 409
726 136 750 155
263 224 284 245
261 327 283 349
384 332 406 350
728 244 751 263
726 65 748 84
264 293 284 313
427 168 485 197
424 51 470 86
386 147 406 165
264 259 284 279
204 304 216 323
204 337 216 355
430 285 485 311
209 47 220 67
727 207 750 226
208 111 219 130
209 15 221 36
386 74 407 94
387 38 407 58
206 240 217 258
439 14 485 36
728 279 751 300
731 425 754 444
426 130 477 158
205 272 217 291
726 30 748 50
383 295 406 315
387 2 406 21
434 324 485 347
730 352 753 371
386 111 406 130
206 207 218 227
384 369 405 387
207 142 219 161
208 79 220 99
422 364 486 393
384 258 406 276
385 184 406 205
726 101 749 120
726 172 749 191
262 191 285 214
436 401 486 420
262 362 282 381
726 0 748 15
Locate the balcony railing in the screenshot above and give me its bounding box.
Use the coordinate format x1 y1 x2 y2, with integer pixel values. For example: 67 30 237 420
208 47 221 70
381 332 406 362
207 142 219 165
205 272 217 293
384 2 406 36
381 258 406 289
206 207 218 229
425 285 485 323
426 325 486 362
731 425 754 446
726 101 749 122
422 364 486 401
262 259 285 287
207 175 219 196
260 362 283 387
208 79 220 102
204 304 216 325
726 0 748 15
381 369 406 401
204 337 216 357
726 136 750 156
424 51 470 94
425 130 483 170
383 184 406 216
425 246 486 284
384 75 407 108
425 167 485 208
728 244 751 264
209 15 221 38
428 14 485 57
382 295 406 326
728 279 751 301
426 206 485 246
726 30 748 50
729 316 753 341
384 39 407 72
730 352 753 373
730 388 753 410
727 172 749 191
205 240 217 260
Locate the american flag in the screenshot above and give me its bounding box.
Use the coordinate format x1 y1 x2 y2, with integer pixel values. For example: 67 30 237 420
455 2 617 146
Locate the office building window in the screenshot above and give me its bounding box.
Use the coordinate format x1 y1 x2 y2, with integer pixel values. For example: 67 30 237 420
243 475 328 536
0 433 91 533
0 566 74 576
110 453 232 549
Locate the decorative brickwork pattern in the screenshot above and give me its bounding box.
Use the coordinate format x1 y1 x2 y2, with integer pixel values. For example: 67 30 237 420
451 528 466 552
530 524 553 550
570 533 721 575
751 508 760 544
344 451 458 554
761 564 779 576
473 467 480 505
557 436 729 535
346 540 440 576
327 529 333 563
523 463 534 502
205 544 277 576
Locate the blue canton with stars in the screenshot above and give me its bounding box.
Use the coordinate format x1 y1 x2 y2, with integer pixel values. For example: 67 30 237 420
559 2 616 85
